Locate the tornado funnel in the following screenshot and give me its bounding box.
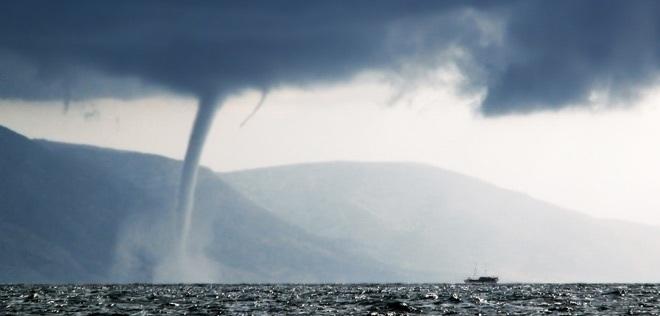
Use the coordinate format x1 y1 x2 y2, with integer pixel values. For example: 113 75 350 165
176 96 219 256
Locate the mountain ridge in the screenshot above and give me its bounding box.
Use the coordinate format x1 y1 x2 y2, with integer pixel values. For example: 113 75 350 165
3 124 660 283
0 125 403 283
228 160 660 230
222 161 660 283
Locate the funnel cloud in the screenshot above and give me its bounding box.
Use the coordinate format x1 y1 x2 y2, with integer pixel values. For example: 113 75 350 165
177 96 220 256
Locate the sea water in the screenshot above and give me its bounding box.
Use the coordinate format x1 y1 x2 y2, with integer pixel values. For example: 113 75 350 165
1 283 658 315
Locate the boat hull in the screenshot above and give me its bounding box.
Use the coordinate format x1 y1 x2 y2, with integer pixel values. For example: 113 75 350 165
464 276 498 284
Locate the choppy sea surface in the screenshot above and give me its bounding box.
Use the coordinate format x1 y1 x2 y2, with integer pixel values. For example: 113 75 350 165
1 284 659 315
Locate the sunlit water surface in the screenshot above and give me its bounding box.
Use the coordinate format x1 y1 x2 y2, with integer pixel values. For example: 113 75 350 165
1 284 659 315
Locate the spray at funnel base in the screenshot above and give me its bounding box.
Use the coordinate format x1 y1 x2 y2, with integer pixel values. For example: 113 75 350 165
176 96 219 256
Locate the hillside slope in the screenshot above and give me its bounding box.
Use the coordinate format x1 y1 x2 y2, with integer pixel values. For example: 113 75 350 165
0 126 400 283
223 162 660 282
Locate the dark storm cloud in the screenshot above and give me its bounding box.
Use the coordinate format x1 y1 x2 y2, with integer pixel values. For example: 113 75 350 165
0 1 483 101
478 0 660 115
0 50 152 103
1 0 660 115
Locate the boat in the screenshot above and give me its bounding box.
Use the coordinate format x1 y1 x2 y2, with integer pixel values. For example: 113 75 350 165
464 265 498 284
464 276 499 284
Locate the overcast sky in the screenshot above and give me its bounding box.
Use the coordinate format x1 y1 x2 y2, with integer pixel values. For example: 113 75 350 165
3 67 660 226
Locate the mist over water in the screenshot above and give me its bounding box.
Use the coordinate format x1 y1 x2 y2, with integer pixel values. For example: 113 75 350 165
112 197 225 284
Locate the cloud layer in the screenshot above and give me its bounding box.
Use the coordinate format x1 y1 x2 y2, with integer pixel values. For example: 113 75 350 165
478 0 660 115
1 1 659 115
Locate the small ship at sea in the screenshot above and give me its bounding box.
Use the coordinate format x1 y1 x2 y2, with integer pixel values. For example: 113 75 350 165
464 276 499 284
464 265 498 284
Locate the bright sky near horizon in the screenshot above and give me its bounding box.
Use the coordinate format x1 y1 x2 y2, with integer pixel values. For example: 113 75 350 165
2 70 660 227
